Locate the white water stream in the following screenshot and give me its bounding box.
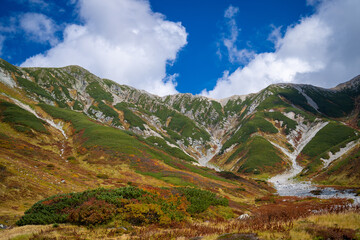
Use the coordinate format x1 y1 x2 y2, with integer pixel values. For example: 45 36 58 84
8 97 67 139
2 95 69 159
268 120 360 204
197 140 222 171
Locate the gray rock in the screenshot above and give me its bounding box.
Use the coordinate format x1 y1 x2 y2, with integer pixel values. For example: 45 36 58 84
237 213 250 220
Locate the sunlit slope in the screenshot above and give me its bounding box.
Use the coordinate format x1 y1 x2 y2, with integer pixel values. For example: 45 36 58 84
0 58 359 184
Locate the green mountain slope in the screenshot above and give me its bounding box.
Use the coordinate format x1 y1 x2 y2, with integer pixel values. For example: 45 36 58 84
1 58 359 195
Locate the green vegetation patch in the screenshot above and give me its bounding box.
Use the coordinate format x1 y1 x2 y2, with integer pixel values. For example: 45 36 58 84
114 102 146 130
221 114 278 152
303 87 354 118
167 113 210 141
39 103 146 155
17 186 228 226
328 149 360 175
0 59 22 75
283 107 316 122
86 81 113 102
167 96 225 126
16 77 54 101
277 87 318 114
223 98 245 115
135 171 195 187
301 123 357 158
300 122 358 175
39 103 226 184
145 136 195 162
257 94 291 111
0 100 48 133
88 102 121 126
72 100 83 110
151 105 211 144
260 111 297 134
177 187 228 215
236 136 285 175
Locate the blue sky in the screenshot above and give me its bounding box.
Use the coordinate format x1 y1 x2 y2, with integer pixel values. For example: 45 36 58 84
151 0 314 93
1 0 359 98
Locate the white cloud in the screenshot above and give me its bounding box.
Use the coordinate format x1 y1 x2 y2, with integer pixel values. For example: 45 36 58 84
0 35 5 56
19 13 58 45
306 0 322 6
224 5 239 18
21 0 187 96
267 24 282 48
203 0 360 99
220 5 254 64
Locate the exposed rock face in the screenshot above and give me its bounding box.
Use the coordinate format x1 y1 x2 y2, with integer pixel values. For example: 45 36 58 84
0 58 359 180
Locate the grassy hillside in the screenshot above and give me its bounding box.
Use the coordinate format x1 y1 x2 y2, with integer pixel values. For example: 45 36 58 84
0 98 270 228
220 114 278 153
0 100 48 134
1 58 360 239
299 122 358 176
223 136 287 176
312 147 360 186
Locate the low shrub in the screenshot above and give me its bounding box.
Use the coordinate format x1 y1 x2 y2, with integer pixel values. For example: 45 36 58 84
177 187 228 215
120 203 164 225
17 186 227 227
68 198 116 226
96 173 109 179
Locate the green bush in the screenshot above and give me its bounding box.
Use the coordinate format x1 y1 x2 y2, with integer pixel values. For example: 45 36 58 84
177 187 228 215
68 198 116 226
120 203 163 225
17 186 228 226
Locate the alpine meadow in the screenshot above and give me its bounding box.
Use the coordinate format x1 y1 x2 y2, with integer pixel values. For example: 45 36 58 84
1 0 360 239
0 58 359 239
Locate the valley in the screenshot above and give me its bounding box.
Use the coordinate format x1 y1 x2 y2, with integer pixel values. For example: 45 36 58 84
0 58 359 239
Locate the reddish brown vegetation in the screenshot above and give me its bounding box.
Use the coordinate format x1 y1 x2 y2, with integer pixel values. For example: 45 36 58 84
306 225 356 240
68 198 117 226
129 197 359 239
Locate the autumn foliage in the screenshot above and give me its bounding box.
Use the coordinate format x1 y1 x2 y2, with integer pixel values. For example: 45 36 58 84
16 185 229 227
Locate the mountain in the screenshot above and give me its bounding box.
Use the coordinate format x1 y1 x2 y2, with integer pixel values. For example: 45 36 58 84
0 58 359 226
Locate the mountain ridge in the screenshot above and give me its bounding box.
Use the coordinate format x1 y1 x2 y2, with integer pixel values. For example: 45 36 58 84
1 57 359 181
1 58 360 236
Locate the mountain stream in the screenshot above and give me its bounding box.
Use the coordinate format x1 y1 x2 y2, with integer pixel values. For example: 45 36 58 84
268 121 360 204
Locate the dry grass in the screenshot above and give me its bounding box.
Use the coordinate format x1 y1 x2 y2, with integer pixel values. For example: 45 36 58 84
0 225 51 240
1 204 359 240
305 212 360 229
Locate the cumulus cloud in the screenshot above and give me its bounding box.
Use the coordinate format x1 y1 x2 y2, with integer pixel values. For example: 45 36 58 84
219 5 254 64
203 0 360 99
19 13 59 45
21 0 187 96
